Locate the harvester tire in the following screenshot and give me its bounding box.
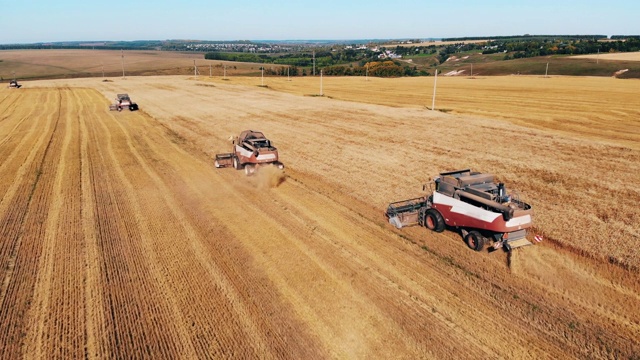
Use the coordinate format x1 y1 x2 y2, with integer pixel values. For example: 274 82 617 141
233 156 242 170
465 231 485 252
425 209 445 233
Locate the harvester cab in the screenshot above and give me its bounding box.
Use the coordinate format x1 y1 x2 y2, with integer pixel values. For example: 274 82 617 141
387 169 540 252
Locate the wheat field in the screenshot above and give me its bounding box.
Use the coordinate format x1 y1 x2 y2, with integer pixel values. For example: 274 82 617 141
574 51 640 61
1 73 639 358
188 74 640 267
0 49 265 79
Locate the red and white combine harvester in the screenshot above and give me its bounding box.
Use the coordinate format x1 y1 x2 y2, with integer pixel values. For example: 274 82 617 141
214 130 284 175
386 169 539 252
8 79 22 89
109 94 139 111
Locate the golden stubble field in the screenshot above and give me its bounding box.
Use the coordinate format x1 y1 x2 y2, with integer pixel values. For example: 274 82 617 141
1 72 639 358
0 49 266 79
215 75 640 263
574 51 640 61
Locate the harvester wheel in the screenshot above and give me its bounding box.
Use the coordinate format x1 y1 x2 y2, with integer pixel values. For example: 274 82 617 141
425 209 445 233
233 156 242 170
244 164 255 176
465 231 485 252
214 159 221 168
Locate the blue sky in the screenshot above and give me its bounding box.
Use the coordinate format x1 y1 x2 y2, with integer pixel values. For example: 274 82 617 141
1 0 638 44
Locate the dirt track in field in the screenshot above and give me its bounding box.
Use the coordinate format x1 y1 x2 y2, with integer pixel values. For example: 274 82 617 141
1 79 639 358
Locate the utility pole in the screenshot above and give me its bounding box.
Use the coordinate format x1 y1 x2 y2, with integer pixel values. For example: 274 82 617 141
545 62 549 78
121 50 125 79
431 69 438 111
224 64 227 80
320 69 323 96
313 50 316 76
194 60 197 79
261 67 264 86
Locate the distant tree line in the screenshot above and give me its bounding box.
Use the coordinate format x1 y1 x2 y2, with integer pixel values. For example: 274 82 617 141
442 35 608 41
610 35 640 40
205 49 377 68
205 50 426 77
482 38 640 59
395 37 640 64
322 60 424 77
205 52 268 63
263 66 301 76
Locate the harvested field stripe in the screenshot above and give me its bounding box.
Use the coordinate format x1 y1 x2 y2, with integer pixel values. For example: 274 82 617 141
0 92 29 144
24 87 87 359
95 105 198 358
84 98 181 358
79 89 107 359
231 173 498 357
117 112 330 357
0 89 60 305
102 109 272 357
0 91 52 199
0 88 63 358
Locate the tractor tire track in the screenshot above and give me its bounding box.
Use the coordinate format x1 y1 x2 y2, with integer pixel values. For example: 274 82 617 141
78 88 108 360
23 88 87 359
0 88 63 358
82 93 183 359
